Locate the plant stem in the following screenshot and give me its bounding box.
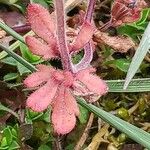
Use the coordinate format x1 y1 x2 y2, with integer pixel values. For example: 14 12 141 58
85 0 96 22
55 0 72 71
0 21 25 44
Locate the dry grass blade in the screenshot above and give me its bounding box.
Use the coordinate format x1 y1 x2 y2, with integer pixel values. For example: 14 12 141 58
75 113 94 150
85 123 109 150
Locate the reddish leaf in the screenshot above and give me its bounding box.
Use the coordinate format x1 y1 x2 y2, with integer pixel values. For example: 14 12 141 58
75 68 108 100
93 30 135 53
24 65 55 88
26 79 58 112
27 4 55 43
52 87 76 134
71 21 94 51
64 88 79 116
26 36 58 60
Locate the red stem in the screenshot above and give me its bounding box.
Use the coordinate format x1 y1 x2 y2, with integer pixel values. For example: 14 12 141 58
55 0 72 71
85 0 96 22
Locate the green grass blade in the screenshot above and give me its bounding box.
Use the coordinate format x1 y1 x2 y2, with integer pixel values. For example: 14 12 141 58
107 78 150 92
0 31 34 60
124 22 150 89
77 98 150 149
0 44 37 72
0 21 25 44
0 41 20 60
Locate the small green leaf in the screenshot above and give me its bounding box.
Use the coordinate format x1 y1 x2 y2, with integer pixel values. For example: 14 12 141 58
38 144 51 150
104 100 117 111
20 43 41 63
0 31 34 60
118 25 143 41
0 137 8 147
42 108 51 123
0 0 18 4
114 59 131 72
0 146 9 150
26 109 44 121
12 3 25 14
8 141 20 150
31 0 49 8
136 8 150 26
13 124 19 134
117 108 129 120
11 128 17 139
72 51 84 64
3 73 18 81
1 57 17 66
3 127 12 145
105 59 132 72
78 105 89 124
17 62 31 76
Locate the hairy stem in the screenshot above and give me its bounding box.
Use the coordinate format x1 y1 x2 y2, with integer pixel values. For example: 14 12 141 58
85 0 96 22
55 0 72 71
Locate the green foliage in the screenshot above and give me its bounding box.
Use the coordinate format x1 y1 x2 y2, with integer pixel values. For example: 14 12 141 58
118 8 150 41
124 22 150 89
31 0 50 9
0 44 37 73
0 0 26 13
0 125 20 150
0 0 52 13
26 108 51 123
105 58 131 73
38 144 51 150
0 0 18 5
1 21 150 148
1 43 42 77
0 31 34 60
3 73 18 82
78 105 89 124
20 43 41 64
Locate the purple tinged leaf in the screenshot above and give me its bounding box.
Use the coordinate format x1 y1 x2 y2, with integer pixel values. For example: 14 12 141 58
73 0 96 73
72 42 93 73
27 4 55 43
